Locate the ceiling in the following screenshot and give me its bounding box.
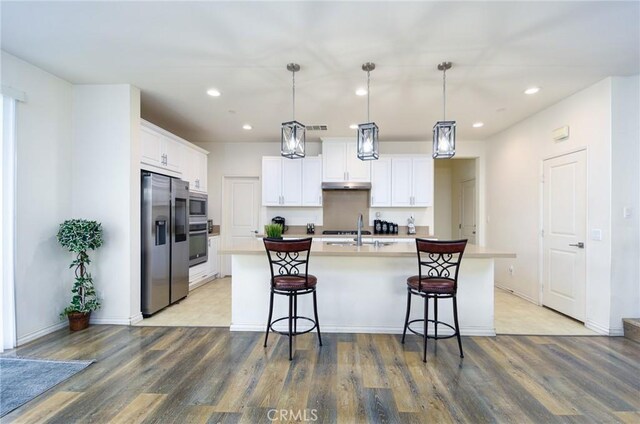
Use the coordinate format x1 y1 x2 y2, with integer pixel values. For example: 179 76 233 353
2 1 639 144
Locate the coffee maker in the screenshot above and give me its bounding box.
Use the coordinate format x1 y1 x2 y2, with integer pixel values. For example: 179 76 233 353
272 216 288 233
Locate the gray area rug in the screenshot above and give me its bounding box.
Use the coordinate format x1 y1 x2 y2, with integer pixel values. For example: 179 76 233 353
0 357 93 417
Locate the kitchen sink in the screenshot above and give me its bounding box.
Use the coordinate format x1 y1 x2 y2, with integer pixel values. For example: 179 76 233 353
325 241 396 247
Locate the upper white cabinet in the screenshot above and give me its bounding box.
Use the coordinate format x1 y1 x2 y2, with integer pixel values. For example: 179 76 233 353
391 156 433 207
262 157 302 206
302 157 323 207
370 157 392 207
140 125 181 173
140 120 208 193
262 156 322 207
322 139 371 182
182 146 208 193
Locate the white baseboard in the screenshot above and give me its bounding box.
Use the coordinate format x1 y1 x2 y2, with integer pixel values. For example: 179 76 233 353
230 323 495 336
129 313 144 325
17 321 67 346
189 274 217 291
495 284 539 305
585 320 613 335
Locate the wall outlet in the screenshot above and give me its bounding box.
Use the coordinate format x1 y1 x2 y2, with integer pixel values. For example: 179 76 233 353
508 265 514 276
623 207 633 219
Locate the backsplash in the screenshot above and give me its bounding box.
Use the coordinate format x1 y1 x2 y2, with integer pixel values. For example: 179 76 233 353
322 190 370 230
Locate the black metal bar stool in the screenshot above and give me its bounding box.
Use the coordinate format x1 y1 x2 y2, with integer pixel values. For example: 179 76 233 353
263 237 322 360
401 238 467 362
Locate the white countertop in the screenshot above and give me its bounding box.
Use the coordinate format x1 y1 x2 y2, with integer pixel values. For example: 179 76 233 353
220 238 515 259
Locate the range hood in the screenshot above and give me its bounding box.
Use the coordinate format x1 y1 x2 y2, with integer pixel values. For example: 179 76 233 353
321 182 372 190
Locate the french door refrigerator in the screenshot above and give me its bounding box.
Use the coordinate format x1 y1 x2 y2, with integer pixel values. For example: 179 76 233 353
141 171 190 316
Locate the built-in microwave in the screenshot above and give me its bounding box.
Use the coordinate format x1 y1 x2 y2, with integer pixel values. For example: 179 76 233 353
189 192 207 219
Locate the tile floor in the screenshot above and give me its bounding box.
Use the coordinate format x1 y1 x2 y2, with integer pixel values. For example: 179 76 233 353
137 278 596 336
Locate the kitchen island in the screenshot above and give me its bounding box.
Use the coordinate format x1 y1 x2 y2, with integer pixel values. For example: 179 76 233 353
221 238 515 336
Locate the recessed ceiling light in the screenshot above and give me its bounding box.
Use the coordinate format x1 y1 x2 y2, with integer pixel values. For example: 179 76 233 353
349 124 358 129
207 88 221 97
472 122 484 128
242 124 252 130
355 88 367 96
524 87 540 95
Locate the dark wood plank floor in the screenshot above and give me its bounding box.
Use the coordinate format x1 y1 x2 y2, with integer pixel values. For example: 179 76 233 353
2 326 639 423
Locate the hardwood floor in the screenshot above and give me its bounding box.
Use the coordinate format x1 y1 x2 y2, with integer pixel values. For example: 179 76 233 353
3 326 639 423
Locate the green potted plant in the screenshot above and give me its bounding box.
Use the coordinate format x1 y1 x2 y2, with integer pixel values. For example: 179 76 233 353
264 223 283 239
57 219 104 331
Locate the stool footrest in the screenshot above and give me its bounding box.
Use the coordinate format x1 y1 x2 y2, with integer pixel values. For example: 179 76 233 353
269 316 318 337
406 319 458 340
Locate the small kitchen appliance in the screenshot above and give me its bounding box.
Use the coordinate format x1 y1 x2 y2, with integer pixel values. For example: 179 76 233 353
306 223 315 234
272 216 288 233
407 215 416 235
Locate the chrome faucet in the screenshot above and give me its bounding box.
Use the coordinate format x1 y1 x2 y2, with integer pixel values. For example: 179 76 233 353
356 213 363 246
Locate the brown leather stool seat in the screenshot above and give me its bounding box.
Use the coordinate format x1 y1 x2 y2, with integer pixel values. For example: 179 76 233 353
402 239 467 362
273 274 318 290
263 237 322 360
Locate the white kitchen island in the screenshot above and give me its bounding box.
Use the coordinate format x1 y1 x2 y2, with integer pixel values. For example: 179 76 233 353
221 239 515 336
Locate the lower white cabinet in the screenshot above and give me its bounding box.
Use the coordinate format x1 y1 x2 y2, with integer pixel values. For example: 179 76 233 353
208 235 220 277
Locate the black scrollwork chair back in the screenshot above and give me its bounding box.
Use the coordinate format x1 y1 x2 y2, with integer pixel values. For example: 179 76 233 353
263 238 312 290
416 239 467 294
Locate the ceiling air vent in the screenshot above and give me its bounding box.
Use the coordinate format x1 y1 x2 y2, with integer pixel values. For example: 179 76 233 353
306 125 328 131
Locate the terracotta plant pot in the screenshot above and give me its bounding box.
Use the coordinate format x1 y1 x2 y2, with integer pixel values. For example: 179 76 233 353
67 312 91 331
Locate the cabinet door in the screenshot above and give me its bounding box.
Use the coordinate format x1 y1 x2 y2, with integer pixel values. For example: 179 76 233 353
322 141 347 181
345 141 371 181
302 157 323 206
281 158 302 206
140 126 163 167
262 157 282 206
194 151 208 193
208 236 220 277
181 147 196 190
370 157 391 207
412 157 433 207
391 157 413 206
162 136 182 173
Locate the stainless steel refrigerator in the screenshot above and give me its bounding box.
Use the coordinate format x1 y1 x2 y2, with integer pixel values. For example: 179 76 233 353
141 172 190 316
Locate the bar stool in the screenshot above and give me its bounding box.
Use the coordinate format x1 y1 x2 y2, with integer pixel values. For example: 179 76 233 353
401 238 467 362
263 237 322 360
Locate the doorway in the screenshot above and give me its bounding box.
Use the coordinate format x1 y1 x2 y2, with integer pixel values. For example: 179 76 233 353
542 150 587 321
433 158 477 241
221 176 260 276
459 179 477 244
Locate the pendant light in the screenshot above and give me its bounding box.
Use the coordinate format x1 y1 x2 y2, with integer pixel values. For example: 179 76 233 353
357 62 379 161
432 61 456 159
281 63 305 159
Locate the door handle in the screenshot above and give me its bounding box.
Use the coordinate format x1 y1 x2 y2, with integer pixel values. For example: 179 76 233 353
569 242 585 248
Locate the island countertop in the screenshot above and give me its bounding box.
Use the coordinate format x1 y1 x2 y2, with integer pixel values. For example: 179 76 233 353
220 238 515 259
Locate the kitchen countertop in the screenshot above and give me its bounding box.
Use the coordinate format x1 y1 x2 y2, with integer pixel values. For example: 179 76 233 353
259 232 434 239
208 232 220 237
220 238 515 259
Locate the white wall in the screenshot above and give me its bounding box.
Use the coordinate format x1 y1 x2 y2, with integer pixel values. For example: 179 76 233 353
485 77 638 334
1 52 74 344
72 85 141 325
610 76 640 329
434 160 453 239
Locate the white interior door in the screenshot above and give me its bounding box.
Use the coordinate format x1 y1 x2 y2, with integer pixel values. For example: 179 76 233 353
459 179 477 244
542 150 587 321
222 177 260 276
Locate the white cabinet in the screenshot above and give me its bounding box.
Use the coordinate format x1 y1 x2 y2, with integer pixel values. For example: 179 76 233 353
302 157 323 206
391 156 433 207
370 157 392 207
322 140 371 182
183 147 208 193
208 236 220 277
140 125 181 173
140 120 208 189
261 157 302 206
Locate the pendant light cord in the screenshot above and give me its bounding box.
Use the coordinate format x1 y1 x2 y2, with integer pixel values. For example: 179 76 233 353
442 67 446 121
367 70 371 122
292 70 296 121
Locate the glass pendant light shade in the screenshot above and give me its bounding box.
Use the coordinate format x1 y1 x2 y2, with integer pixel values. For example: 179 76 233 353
357 122 379 160
281 120 306 159
357 62 379 161
432 121 456 159
432 62 456 159
281 63 305 159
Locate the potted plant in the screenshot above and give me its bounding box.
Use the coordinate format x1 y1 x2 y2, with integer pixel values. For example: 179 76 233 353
57 219 104 331
264 223 283 239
